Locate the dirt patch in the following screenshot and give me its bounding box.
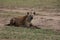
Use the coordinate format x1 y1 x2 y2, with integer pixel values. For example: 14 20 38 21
0 8 60 16
0 8 60 30
31 16 60 30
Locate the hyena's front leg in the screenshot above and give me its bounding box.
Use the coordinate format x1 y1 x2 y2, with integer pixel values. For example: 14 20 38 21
25 22 32 28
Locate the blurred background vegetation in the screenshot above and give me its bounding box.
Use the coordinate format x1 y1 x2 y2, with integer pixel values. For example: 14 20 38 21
0 0 60 9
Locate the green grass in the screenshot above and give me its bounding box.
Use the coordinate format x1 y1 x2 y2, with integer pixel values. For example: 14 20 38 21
0 0 60 9
0 26 60 40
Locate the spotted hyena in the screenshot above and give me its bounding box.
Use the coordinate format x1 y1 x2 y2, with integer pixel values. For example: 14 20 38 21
6 12 35 27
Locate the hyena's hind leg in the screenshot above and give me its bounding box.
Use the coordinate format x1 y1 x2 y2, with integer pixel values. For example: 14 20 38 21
6 18 16 26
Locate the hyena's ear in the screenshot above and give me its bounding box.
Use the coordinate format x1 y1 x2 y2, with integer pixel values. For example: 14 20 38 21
27 12 29 15
33 12 36 15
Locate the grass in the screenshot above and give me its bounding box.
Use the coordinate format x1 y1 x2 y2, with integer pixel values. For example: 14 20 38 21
0 0 60 9
0 26 60 40
0 0 60 39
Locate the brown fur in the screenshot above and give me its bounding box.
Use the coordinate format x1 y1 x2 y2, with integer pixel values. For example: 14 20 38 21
6 12 37 28
6 12 33 27
7 15 28 26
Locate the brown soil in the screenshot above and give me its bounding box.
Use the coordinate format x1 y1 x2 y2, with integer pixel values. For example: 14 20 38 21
0 8 60 30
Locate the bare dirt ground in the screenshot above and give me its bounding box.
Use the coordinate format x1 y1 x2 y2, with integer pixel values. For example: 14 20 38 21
0 8 60 30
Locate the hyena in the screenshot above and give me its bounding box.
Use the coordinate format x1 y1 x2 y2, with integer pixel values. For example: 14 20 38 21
6 12 35 27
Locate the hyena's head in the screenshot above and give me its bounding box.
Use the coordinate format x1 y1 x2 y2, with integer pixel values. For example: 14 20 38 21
26 11 36 22
25 11 36 27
